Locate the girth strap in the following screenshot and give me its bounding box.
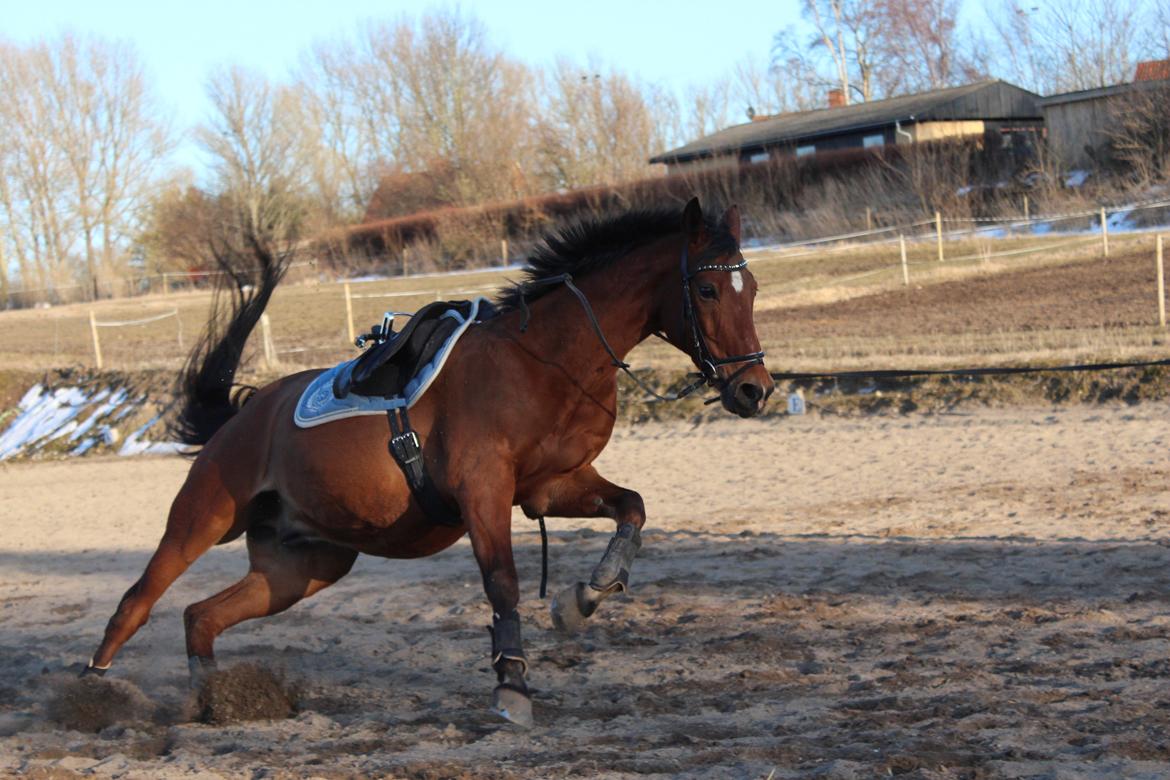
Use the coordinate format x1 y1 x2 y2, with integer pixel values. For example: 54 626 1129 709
386 407 462 528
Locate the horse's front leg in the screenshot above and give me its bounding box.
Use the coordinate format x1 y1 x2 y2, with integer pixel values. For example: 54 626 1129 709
461 482 534 727
526 466 646 634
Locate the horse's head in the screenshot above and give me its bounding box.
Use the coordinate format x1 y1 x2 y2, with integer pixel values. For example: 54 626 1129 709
659 198 774 417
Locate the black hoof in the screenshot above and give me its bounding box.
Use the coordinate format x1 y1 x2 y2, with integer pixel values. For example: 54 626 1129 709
551 581 594 635
491 684 533 728
79 663 108 679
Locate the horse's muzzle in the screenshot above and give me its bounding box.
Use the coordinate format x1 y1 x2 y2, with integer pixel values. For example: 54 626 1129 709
723 372 774 418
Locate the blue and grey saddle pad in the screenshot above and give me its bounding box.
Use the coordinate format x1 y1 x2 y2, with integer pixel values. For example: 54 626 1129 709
294 296 489 428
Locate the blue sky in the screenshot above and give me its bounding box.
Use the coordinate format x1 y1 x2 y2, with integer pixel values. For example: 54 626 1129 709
3 0 790 135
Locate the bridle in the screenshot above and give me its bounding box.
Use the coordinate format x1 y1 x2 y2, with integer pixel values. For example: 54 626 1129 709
678 241 767 392
513 237 766 404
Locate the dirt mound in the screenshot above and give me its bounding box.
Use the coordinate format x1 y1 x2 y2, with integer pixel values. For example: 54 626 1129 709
45 676 156 733
195 664 297 725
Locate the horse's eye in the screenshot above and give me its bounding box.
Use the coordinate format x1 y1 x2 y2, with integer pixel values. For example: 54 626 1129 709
698 284 717 300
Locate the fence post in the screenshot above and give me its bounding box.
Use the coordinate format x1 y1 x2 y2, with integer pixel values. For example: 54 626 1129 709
1023 194 1030 221
89 310 103 370
865 206 872 232
344 282 355 344
501 238 508 266
162 272 169 296
403 247 410 277
935 211 944 262
260 313 276 369
1101 207 1109 258
900 235 909 287
1157 234 1166 328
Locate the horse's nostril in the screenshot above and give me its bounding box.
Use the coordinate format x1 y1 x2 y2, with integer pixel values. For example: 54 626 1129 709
739 383 763 403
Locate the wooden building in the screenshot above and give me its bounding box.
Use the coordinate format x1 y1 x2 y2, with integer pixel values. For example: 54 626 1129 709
650 81 1044 173
1039 60 1170 170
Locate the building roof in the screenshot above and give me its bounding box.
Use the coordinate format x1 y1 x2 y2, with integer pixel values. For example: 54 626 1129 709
650 80 1043 165
1039 76 1170 107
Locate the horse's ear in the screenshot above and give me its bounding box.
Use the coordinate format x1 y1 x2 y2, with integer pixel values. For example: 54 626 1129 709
682 197 705 245
722 205 741 245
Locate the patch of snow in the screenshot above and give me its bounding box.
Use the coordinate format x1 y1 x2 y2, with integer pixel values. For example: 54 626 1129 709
1065 170 1090 188
0 383 176 460
117 414 183 457
67 388 116 442
1107 210 1135 231
72 438 98 456
0 386 91 460
17 383 44 409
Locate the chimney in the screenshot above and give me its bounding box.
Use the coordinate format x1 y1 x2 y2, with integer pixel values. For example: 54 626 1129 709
828 88 846 108
1134 59 1170 81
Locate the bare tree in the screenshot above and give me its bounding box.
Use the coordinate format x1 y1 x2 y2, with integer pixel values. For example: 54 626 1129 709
681 76 734 139
293 40 375 224
1157 0 1170 56
0 33 172 303
875 0 971 91
989 0 1154 94
198 66 307 247
1105 83 1170 184
53 34 174 298
293 9 536 215
773 0 887 104
536 58 660 189
0 40 77 296
732 52 819 120
984 2 1049 93
371 11 535 205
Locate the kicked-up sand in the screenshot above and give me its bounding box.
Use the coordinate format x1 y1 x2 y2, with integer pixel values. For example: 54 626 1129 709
1 403 1169 778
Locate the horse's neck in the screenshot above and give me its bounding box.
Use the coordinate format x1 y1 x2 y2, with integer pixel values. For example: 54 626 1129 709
524 249 670 388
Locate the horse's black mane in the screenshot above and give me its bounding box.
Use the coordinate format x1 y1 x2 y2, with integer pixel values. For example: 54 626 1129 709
495 206 738 311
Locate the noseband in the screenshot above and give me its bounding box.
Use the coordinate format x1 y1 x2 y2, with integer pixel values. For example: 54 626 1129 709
679 243 766 392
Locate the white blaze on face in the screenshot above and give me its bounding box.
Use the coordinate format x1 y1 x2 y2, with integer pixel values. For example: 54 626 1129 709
730 270 744 294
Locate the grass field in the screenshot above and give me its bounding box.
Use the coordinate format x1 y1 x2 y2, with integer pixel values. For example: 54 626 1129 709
0 230 1165 378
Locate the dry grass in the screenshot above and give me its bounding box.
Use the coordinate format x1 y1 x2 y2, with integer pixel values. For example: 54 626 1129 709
0 231 1164 380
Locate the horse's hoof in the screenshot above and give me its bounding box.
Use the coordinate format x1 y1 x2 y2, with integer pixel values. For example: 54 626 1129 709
79 663 107 679
491 684 533 728
551 581 591 634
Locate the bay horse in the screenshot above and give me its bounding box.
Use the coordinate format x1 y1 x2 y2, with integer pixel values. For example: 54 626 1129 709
81 198 773 726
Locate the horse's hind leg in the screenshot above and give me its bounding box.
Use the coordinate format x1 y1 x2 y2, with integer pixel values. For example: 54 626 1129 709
182 523 357 684
85 460 248 675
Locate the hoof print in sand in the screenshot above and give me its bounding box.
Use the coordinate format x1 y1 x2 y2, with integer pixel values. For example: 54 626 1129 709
196 664 297 725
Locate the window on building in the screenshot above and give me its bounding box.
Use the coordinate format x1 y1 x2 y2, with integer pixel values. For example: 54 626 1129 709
796 145 815 158
863 134 884 149
747 150 769 165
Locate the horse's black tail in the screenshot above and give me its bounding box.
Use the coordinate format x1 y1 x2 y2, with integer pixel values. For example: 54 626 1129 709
170 231 293 450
